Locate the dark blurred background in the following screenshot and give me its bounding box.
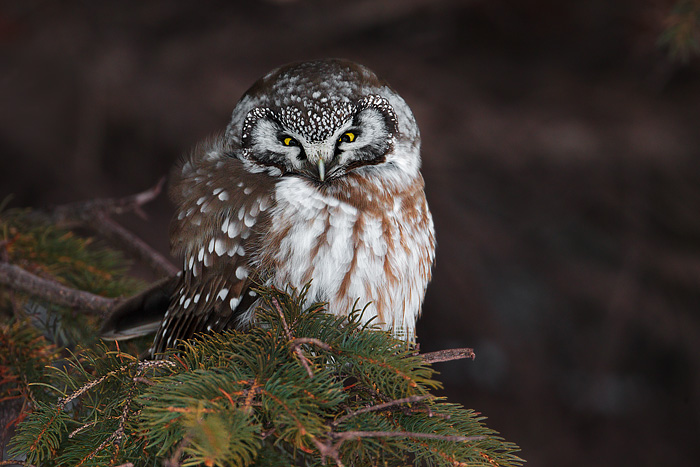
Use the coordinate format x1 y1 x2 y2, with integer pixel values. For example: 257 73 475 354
2 0 699 465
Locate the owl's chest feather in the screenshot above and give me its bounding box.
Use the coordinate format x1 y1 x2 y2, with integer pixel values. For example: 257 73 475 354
259 177 434 341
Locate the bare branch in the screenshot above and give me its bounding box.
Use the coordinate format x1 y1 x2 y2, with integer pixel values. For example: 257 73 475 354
291 337 332 351
272 297 292 339
421 347 475 364
310 437 345 467
163 434 192 467
333 430 486 443
31 177 178 277
91 212 178 277
68 419 102 439
272 298 316 378
332 394 431 427
0 262 116 316
48 177 166 225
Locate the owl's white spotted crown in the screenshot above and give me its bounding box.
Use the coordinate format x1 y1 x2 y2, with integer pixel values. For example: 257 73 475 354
227 59 412 145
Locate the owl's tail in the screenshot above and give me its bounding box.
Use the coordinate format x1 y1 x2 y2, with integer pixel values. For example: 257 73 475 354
100 275 178 341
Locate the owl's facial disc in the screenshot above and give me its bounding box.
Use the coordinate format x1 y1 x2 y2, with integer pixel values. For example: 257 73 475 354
331 105 394 173
241 95 397 182
241 110 306 175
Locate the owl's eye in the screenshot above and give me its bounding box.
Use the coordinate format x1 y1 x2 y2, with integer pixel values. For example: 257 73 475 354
282 136 299 147
338 132 356 144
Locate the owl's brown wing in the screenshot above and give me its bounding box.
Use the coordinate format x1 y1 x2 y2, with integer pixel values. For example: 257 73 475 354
150 140 275 357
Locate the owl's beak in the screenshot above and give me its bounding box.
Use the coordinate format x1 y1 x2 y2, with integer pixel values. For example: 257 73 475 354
317 159 326 182
306 141 331 182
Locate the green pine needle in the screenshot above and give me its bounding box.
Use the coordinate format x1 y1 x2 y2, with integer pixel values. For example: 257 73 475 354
9 285 523 466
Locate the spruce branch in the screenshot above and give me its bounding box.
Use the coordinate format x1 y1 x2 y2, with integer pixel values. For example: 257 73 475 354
9 286 523 466
0 261 116 316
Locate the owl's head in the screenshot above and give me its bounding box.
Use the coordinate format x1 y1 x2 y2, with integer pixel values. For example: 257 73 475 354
225 59 421 186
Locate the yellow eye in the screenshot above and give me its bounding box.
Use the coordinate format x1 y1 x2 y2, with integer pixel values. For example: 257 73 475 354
339 132 355 143
283 137 293 146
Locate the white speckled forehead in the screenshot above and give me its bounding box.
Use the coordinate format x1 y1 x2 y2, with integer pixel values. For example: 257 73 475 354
276 101 355 143
226 59 395 145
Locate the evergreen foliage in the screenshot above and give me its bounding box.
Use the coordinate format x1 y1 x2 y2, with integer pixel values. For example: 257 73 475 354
8 286 523 466
0 208 143 348
1 208 142 300
0 320 60 421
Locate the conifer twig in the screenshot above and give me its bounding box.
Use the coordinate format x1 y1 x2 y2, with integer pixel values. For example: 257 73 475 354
68 419 102 438
164 434 192 467
272 297 317 377
291 337 332 351
421 347 476 364
313 429 487 467
67 359 175 463
331 394 431 427
332 430 486 443
0 461 38 467
0 262 116 316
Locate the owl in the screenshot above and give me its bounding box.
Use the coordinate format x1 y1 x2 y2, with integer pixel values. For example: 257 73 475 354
105 59 435 358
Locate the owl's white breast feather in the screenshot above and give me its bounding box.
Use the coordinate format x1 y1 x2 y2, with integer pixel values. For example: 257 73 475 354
264 175 432 341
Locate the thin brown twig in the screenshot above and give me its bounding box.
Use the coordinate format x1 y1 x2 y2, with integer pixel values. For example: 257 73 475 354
290 342 315 377
332 430 486 443
71 359 174 464
48 177 166 225
34 177 177 277
272 297 316 377
132 376 156 385
310 436 345 467
92 212 178 277
271 297 292 339
332 394 431 427
0 262 116 316
68 419 102 438
291 337 331 351
421 347 476 364
0 180 177 314
0 461 38 467
312 428 486 466
163 434 192 467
